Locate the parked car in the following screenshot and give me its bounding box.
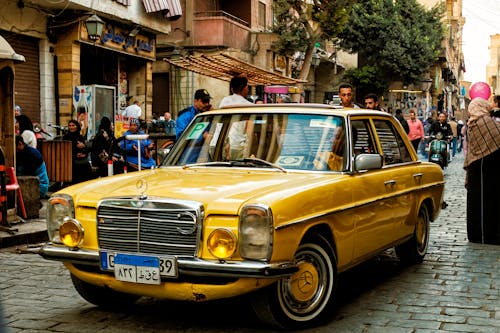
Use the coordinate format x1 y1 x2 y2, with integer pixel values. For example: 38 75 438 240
39 104 445 329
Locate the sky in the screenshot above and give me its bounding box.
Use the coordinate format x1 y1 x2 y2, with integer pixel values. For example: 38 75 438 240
462 0 500 83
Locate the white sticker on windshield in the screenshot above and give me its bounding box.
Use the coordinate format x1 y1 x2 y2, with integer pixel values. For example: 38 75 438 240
310 119 338 128
187 122 210 140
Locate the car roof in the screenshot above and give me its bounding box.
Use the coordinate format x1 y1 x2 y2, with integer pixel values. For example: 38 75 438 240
205 103 391 118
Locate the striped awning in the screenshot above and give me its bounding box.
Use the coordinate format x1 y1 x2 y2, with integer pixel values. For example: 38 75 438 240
163 53 306 86
142 0 182 19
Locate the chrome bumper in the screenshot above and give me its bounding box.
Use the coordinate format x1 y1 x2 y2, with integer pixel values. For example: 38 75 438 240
39 243 297 278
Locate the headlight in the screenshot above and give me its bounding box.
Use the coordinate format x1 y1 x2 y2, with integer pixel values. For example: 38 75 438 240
59 218 84 248
239 205 273 260
47 194 75 243
207 228 237 259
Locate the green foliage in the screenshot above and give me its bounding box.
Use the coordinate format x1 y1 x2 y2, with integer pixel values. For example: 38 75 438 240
339 0 445 91
343 66 388 94
272 0 353 56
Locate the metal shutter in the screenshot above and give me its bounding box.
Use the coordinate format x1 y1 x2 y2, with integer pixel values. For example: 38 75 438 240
2 31 40 122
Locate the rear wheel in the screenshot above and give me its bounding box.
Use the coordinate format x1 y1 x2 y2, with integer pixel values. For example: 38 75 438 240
71 274 140 308
251 233 338 329
396 205 430 264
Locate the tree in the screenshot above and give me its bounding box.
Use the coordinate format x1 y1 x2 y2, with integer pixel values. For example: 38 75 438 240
339 0 445 95
272 0 355 82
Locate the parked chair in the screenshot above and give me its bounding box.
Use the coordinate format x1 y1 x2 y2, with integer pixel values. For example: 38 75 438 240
4 167 27 219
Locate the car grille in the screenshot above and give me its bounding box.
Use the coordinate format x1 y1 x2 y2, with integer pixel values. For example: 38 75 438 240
96 198 203 257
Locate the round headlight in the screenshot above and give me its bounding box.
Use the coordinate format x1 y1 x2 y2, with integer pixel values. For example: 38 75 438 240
207 229 237 259
59 218 84 248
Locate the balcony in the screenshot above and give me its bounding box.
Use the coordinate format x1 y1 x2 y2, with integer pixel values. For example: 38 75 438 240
192 11 250 50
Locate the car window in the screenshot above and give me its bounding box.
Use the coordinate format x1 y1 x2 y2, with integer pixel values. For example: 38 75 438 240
351 119 376 155
165 112 347 171
373 119 413 165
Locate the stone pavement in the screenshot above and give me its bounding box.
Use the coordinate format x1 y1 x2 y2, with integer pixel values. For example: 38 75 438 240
0 200 47 249
0 152 499 333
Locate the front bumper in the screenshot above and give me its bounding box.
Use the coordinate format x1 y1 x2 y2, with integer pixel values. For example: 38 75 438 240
39 243 297 278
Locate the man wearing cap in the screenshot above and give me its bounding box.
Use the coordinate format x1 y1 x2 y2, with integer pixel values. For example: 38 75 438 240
176 89 212 139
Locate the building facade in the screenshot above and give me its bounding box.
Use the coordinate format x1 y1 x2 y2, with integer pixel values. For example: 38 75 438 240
1 0 177 143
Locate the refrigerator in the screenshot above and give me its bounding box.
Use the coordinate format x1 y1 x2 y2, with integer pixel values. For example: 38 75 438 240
73 85 116 140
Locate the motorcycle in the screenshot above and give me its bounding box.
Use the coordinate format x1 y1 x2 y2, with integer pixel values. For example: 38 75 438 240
47 123 68 140
427 132 451 169
33 122 53 150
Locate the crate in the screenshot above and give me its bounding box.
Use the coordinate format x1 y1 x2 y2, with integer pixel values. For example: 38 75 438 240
41 140 72 183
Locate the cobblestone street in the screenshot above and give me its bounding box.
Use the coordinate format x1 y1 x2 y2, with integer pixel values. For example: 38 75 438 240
0 153 499 333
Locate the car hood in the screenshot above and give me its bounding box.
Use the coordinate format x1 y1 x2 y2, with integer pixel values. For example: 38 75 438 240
60 167 341 215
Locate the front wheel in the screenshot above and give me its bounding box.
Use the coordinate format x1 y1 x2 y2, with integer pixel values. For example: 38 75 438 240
71 274 140 308
395 205 430 265
251 234 338 329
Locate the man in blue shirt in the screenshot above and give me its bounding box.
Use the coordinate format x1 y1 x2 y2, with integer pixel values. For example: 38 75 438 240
176 89 212 139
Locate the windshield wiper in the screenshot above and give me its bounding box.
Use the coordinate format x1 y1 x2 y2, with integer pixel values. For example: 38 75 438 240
182 158 287 173
182 161 233 169
233 157 287 173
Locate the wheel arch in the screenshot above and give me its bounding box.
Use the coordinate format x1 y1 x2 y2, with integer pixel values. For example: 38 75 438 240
421 197 435 221
301 224 337 259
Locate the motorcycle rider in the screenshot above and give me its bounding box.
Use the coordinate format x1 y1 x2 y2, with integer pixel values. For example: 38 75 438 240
428 112 453 166
429 113 453 138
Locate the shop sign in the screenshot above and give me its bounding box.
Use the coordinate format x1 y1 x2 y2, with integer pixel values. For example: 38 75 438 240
80 22 156 60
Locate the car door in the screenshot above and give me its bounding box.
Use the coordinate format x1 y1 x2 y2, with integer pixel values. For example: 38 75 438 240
372 117 417 241
349 117 397 259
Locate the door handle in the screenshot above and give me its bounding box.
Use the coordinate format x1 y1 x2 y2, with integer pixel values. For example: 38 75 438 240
413 173 423 179
384 180 396 186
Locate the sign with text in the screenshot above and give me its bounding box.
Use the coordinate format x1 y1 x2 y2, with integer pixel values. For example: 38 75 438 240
80 22 156 60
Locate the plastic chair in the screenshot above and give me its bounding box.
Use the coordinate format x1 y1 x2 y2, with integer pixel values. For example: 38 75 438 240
5 167 27 219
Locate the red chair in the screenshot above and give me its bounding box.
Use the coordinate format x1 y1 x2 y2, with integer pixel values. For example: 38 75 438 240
4 167 27 219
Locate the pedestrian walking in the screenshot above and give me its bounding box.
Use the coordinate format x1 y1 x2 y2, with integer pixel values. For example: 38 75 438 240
394 109 409 134
449 116 458 157
407 109 424 152
176 89 212 138
338 83 360 109
219 75 252 160
363 93 386 111
457 119 464 152
463 97 500 244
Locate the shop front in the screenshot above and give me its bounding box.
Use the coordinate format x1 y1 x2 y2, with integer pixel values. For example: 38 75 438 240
55 18 156 139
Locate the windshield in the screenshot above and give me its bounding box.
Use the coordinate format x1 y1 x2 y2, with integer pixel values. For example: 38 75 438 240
164 113 347 172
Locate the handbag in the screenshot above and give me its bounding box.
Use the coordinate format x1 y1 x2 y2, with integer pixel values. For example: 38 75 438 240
98 150 109 163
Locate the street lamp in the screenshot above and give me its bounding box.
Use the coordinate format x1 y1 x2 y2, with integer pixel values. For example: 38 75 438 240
85 14 105 41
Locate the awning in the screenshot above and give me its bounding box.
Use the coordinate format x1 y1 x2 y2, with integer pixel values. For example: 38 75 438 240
163 53 306 86
142 0 182 20
0 35 25 62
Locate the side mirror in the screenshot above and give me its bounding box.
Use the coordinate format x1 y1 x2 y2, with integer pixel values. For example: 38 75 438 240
354 154 383 171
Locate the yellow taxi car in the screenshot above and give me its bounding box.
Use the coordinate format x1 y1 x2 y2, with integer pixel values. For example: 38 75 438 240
40 104 445 329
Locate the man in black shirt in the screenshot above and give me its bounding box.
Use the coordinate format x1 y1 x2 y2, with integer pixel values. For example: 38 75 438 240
429 113 453 138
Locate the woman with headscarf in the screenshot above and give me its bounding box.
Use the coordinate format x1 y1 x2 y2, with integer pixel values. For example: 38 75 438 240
63 120 92 183
464 97 500 244
119 118 156 170
15 114 37 149
91 117 122 176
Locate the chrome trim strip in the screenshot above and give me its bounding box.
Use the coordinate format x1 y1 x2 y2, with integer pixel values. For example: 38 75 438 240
276 181 445 230
39 244 297 278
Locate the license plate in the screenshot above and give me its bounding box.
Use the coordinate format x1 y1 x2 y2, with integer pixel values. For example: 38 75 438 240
100 251 178 284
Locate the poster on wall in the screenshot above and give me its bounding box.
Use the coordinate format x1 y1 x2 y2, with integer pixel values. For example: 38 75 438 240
73 85 116 140
73 86 93 139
